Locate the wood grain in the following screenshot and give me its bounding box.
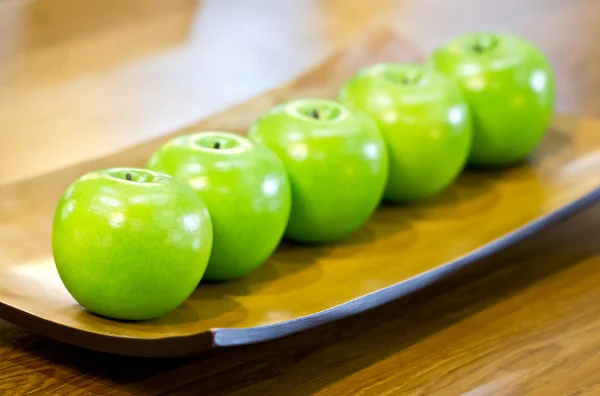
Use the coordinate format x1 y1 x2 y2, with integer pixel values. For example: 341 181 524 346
2 0 600 394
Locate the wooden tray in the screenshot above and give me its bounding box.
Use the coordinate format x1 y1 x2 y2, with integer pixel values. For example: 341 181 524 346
1 28 600 358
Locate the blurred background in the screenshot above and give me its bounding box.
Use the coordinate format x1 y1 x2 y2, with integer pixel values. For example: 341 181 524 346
1 0 598 185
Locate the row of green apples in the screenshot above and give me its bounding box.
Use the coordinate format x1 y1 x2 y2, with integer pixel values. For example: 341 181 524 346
52 32 555 321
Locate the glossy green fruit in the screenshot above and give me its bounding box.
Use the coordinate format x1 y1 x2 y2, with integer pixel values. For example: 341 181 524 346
430 32 555 166
147 131 291 280
52 168 213 321
338 63 472 202
248 98 388 244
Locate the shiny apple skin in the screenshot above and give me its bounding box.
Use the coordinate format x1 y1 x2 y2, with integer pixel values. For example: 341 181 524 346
339 63 473 202
147 132 291 280
248 98 388 244
52 168 213 321
430 32 556 166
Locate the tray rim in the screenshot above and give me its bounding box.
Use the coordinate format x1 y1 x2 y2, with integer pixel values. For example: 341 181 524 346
213 186 600 347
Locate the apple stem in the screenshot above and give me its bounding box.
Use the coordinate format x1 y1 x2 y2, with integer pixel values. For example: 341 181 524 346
311 109 320 119
399 70 423 85
214 141 221 149
125 172 132 181
472 35 497 54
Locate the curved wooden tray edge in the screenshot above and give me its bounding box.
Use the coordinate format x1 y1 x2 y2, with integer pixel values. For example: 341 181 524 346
0 301 211 358
212 187 600 346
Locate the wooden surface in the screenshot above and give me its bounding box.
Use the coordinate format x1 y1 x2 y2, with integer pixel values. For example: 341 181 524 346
1 0 600 394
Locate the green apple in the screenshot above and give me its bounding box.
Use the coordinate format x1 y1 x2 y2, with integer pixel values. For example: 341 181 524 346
52 167 213 321
248 98 388 244
147 131 291 280
429 32 555 166
338 63 473 203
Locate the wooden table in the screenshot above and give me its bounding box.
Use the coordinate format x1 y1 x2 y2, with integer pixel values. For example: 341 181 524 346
1 0 600 394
